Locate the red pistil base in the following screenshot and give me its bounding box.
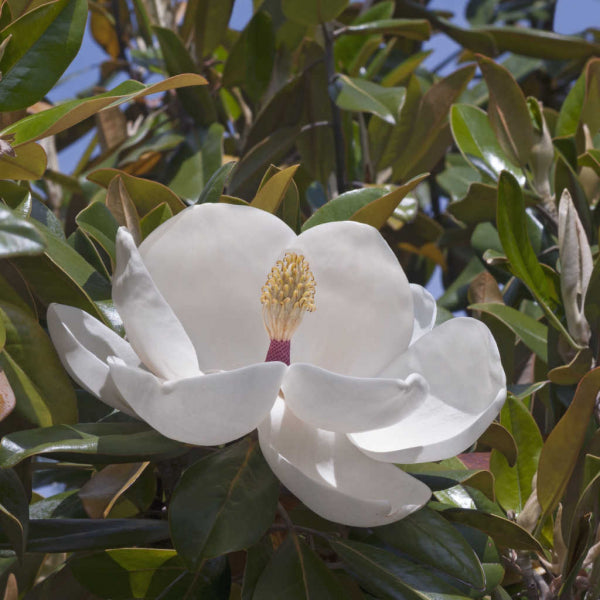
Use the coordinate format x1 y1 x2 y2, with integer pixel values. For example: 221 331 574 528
265 339 291 365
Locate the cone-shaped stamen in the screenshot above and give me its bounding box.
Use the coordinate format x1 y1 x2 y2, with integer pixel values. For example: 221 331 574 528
261 252 316 358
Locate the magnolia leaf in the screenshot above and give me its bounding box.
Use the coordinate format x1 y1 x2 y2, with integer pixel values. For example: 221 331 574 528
558 189 593 346
537 368 600 517
254 536 345 599
450 104 523 181
69 549 228 600
0 519 169 553
75 201 120 265
106 177 142 246
88 169 185 216
0 469 28 558
330 538 466 599
441 508 544 553
0 205 46 258
282 0 348 25
477 422 518 468
79 462 150 519
140 203 173 239
0 142 47 180
0 422 186 468
477 55 536 167
350 173 428 230
489 395 542 514
375 507 485 589
251 165 299 213
169 438 279 569
2 75 207 147
469 303 548 362
0 0 87 111
0 370 15 422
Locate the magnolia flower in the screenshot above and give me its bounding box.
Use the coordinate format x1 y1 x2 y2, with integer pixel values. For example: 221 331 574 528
48 203 506 527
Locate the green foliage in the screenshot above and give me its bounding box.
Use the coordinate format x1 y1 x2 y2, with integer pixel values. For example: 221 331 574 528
0 0 598 597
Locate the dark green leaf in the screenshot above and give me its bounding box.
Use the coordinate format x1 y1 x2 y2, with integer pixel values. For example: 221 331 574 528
0 518 169 552
169 438 279 569
0 301 77 426
69 549 229 600
75 202 119 265
0 469 28 557
0 422 186 468
330 538 466 600
254 536 345 599
0 205 45 258
0 0 87 110
375 507 485 590
441 509 544 553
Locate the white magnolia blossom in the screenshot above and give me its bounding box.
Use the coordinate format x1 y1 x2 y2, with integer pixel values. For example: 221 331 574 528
48 203 506 527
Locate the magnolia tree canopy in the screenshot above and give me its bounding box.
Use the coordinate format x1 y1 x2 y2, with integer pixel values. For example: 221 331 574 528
0 1 599 599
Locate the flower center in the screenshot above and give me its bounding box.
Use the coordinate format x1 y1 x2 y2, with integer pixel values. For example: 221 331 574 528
261 252 316 365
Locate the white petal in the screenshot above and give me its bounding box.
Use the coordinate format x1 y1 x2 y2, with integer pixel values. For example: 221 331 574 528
290 221 414 377
349 317 506 463
46 304 140 416
282 363 427 432
258 398 431 527
409 283 437 345
108 359 286 445
113 228 201 380
138 204 297 371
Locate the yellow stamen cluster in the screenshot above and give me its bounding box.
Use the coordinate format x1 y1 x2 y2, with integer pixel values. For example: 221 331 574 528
261 252 316 341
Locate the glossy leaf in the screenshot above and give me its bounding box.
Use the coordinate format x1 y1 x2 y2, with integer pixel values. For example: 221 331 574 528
341 18 430 40
441 509 544 553
537 368 600 516
254 535 345 599
88 169 185 216
391 66 475 181
375 507 485 589
0 301 77 426
477 56 535 167
478 422 518 468
2 75 207 146
0 519 169 552
251 165 298 214
450 104 523 181
69 549 229 600
140 203 173 239
330 538 466 600
334 76 404 124
489 396 542 514
169 438 279 568
350 174 428 229
75 201 119 265
197 161 238 205
0 422 186 468
0 143 47 180
0 0 87 110
0 469 28 557
469 303 548 362
0 205 45 258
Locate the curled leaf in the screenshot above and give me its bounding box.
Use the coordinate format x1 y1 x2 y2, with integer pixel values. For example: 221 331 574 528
558 188 593 346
